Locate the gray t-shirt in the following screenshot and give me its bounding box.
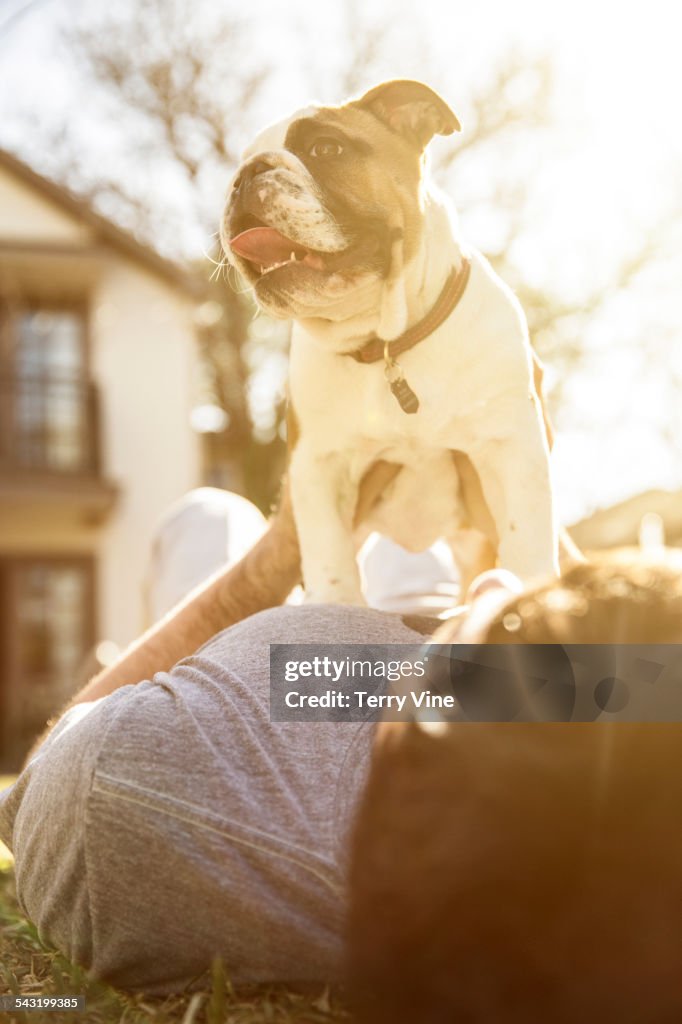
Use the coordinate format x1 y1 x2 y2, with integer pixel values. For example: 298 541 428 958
0 604 425 993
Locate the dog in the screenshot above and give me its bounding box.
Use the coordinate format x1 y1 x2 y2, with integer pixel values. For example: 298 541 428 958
222 79 559 604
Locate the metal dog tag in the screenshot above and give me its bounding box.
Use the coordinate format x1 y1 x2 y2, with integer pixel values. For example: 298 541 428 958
384 357 420 414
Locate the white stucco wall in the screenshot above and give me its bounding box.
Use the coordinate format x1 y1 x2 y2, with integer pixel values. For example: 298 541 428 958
0 167 92 244
91 260 201 646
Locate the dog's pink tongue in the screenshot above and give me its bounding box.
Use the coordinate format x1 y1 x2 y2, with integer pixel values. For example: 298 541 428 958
230 227 307 265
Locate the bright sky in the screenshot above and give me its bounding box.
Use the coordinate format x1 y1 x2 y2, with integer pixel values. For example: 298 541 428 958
1 0 680 525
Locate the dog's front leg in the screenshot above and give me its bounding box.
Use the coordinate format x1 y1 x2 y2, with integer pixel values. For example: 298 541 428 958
289 444 364 604
464 412 559 582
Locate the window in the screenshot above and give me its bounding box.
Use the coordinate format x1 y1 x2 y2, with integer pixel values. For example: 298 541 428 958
15 309 85 378
16 562 91 682
0 557 95 767
0 306 98 473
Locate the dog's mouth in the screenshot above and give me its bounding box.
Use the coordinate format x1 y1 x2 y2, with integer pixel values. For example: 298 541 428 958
227 211 390 287
229 222 334 278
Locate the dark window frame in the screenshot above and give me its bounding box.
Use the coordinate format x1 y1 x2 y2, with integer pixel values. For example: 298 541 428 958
0 296 91 379
0 553 97 767
0 298 101 475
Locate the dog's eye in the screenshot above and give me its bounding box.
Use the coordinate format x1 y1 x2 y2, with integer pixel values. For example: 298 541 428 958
309 138 344 158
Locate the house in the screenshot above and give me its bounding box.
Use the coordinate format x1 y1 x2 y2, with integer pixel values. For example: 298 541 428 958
0 148 205 766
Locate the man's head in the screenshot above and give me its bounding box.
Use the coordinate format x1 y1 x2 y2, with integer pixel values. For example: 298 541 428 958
221 80 460 321
348 552 682 1024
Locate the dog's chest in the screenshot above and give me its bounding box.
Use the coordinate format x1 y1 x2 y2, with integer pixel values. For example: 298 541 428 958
288 255 532 467
289 335 486 458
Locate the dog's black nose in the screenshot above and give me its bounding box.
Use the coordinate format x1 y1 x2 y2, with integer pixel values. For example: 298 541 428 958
233 158 273 192
249 159 271 178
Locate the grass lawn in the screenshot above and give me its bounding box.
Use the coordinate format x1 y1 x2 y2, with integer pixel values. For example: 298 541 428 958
0 779 350 1024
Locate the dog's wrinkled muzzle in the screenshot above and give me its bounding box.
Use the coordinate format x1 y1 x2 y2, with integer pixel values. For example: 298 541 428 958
225 151 348 274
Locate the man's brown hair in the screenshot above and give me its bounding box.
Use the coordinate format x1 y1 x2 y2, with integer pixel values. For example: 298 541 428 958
348 553 682 1024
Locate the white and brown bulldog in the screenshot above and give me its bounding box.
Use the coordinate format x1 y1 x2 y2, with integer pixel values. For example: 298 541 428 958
221 79 559 604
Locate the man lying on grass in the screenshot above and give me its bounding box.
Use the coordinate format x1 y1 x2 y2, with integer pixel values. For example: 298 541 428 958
2 480 682 1023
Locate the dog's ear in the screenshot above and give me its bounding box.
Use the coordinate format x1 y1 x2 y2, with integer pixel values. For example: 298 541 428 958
356 79 461 149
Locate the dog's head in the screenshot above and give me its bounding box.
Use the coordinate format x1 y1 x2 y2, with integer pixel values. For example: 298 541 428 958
221 80 460 322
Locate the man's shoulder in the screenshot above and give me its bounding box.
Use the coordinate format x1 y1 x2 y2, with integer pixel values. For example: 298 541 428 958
201 603 428 656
